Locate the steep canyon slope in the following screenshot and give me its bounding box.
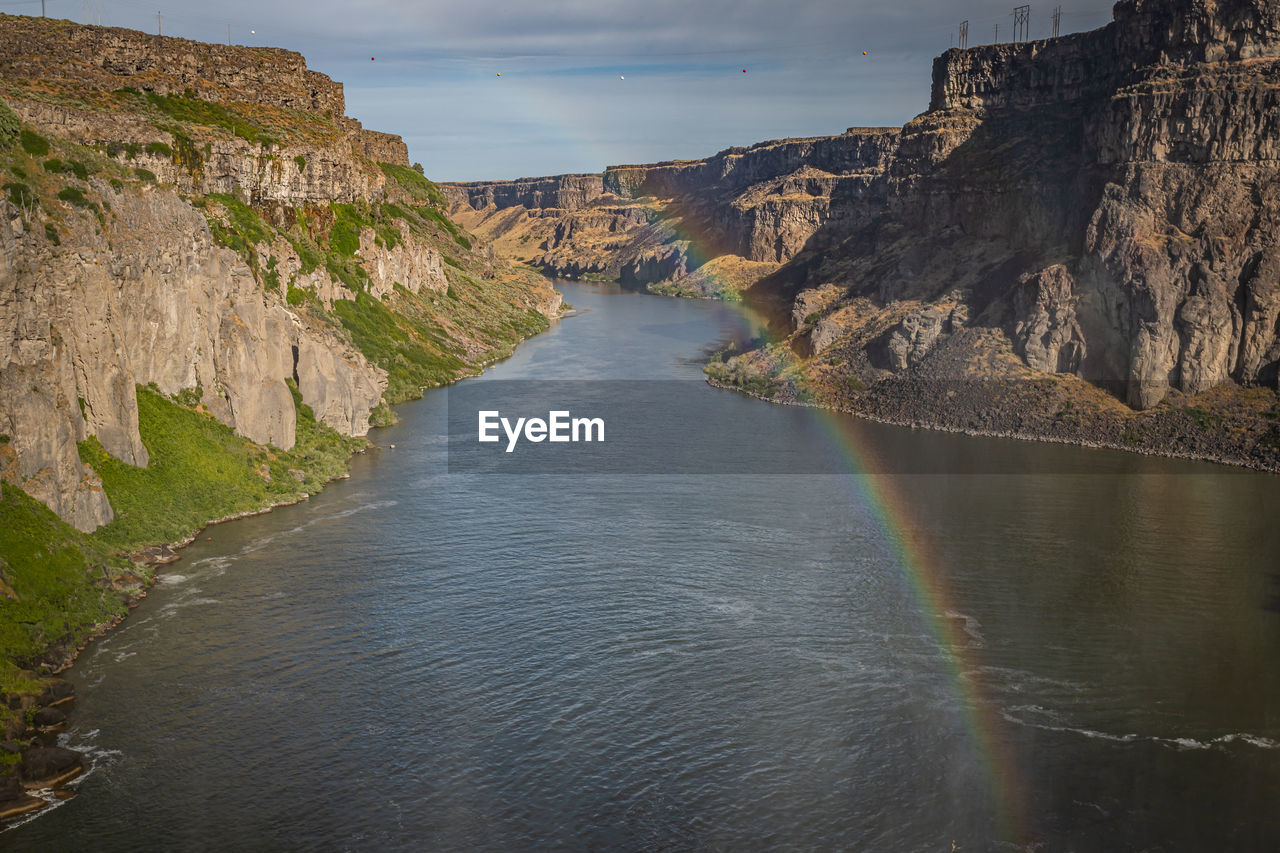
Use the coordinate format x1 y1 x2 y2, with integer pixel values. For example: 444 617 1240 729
446 0 1280 468
0 12 559 787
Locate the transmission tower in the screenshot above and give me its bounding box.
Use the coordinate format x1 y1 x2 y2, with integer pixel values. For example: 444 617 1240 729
1013 5 1031 43
959 20 969 49
1052 6 1062 38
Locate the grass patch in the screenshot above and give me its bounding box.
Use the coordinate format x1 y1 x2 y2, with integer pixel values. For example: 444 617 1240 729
333 290 469 402
294 154 306 171
0 98 18 150
201 193 273 264
329 202 364 257
420 205 471 248
1185 406 1225 429
57 186 97 211
19 129 49 157
134 167 156 183
3 181 35 208
379 161 446 206
0 483 132 695
44 222 60 245
140 90 279 149
79 385 362 551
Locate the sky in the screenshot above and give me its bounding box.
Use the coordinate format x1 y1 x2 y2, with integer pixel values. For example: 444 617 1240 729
3 0 1120 180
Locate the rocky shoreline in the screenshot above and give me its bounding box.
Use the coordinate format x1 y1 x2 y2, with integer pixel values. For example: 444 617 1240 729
0 483 336 824
0 297 567 826
705 377 1280 475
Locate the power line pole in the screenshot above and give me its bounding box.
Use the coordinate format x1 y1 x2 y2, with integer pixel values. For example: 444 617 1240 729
157 12 161 36
1013 5 1031 43
1052 6 1062 38
41 0 45 17
228 24 231 45
959 20 968 49
994 23 999 44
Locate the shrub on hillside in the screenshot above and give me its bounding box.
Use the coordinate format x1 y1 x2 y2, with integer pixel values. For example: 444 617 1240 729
0 99 18 151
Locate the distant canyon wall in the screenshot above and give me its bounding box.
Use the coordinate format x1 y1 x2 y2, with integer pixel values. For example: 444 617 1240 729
446 0 1280 412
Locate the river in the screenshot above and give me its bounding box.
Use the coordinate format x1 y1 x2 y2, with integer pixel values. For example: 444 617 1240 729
9 281 1280 851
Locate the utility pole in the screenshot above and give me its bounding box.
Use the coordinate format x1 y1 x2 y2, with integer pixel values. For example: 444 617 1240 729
228 24 231 45
41 0 45 17
158 12 162 36
1013 6 1031 43
959 20 969 49
1052 6 1062 38
994 23 999 44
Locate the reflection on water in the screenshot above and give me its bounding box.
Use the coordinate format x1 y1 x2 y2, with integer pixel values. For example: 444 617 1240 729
10 282 1280 851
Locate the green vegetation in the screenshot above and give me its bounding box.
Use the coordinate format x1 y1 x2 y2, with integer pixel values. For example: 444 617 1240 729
1185 406 1225 429
138 90 279 149
0 484 134 698
329 203 364 257
379 161 446 205
0 98 19 150
420 205 471 248
106 141 141 160
332 291 468 401
19 129 49 156
294 154 307 171
79 385 363 550
44 222 59 245
327 202 403 257
43 158 91 180
57 186 96 210
144 141 173 157
134 167 157 183
200 193 272 263
3 181 35 208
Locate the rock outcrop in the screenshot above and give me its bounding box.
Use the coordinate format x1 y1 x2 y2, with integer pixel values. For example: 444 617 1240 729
0 15 559 531
441 129 899 295
759 0 1280 411
452 0 1280 464
1 179 387 530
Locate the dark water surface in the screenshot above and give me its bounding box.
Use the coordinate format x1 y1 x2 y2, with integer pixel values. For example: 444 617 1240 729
10 282 1280 851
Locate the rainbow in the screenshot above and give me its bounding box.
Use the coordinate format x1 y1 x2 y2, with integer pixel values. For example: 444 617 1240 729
811 410 1030 846
645 213 1032 845
475 76 1032 840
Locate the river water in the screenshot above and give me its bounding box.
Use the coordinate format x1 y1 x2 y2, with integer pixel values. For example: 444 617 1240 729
9 282 1280 851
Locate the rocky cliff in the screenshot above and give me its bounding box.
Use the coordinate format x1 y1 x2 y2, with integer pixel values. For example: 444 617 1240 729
755 0 1280 416
0 13 563 806
453 0 1280 467
442 129 899 296
0 13 561 534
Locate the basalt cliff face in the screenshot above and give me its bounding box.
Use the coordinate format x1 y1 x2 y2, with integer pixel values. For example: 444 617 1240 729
0 14 560 534
451 0 1280 466
442 130 899 298
0 16 560 787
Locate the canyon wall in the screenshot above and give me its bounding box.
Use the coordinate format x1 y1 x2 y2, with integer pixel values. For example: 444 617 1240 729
451 0 1280 429
442 129 900 289
0 15 558 532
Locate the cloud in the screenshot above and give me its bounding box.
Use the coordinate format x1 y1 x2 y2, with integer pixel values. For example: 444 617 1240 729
24 0 1120 178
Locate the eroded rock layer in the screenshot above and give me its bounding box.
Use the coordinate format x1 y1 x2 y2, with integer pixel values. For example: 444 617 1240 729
448 0 1280 464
